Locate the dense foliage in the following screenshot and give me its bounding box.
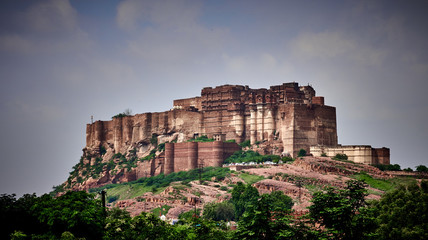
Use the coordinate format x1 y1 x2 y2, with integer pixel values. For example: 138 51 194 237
309 180 377 240
2 176 427 239
372 163 401 171
375 181 428 240
89 166 231 194
1 191 104 239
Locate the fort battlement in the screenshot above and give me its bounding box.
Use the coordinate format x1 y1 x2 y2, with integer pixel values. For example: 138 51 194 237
86 82 337 159
84 82 388 173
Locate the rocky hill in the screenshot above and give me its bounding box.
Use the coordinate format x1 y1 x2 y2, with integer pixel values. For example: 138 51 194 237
66 156 419 219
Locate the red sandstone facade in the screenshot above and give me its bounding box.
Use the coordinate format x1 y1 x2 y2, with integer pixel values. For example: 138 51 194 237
164 141 241 174
86 82 337 159
84 82 389 174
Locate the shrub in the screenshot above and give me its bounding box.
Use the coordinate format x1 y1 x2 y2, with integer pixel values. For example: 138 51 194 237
224 150 281 164
297 149 307 157
100 146 107 156
150 133 158 146
107 195 119 203
373 164 401 171
239 140 251 148
112 109 132 119
188 135 214 142
321 153 327 157
281 156 294 163
157 142 166 152
203 202 235 221
416 165 428 172
333 153 348 160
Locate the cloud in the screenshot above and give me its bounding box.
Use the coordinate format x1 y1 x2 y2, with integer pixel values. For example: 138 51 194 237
0 0 90 55
222 54 247 72
289 31 386 66
3 99 66 123
116 0 230 77
0 34 33 53
25 0 78 33
291 32 355 59
116 0 201 31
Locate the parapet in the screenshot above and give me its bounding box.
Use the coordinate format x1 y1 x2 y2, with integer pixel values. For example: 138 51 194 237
173 97 202 111
310 145 390 165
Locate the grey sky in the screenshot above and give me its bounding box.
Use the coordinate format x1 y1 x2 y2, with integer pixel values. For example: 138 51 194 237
1 0 427 196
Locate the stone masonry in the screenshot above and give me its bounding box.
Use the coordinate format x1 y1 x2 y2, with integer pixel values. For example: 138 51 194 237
84 82 389 171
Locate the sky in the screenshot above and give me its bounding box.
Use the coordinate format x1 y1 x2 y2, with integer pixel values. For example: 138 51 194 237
1 0 427 197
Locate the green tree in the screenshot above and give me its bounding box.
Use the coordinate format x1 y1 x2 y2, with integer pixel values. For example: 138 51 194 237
234 191 294 240
0 193 43 239
268 190 293 211
297 149 307 157
375 181 428 240
230 182 260 220
31 191 105 240
309 180 377 239
203 202 235 221
182 217 232 240
125 212 174 240
416 165 428 172
104 208 132 240
333 153 348 161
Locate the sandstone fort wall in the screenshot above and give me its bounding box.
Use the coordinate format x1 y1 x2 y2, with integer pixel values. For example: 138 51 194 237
310 145 390 165
164 141 241 174
84 82 388 167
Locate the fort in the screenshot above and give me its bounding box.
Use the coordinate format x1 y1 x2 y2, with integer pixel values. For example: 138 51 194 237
84 82 389 178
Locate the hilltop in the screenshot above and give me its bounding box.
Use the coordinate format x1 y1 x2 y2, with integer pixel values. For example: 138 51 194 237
77 156 422 219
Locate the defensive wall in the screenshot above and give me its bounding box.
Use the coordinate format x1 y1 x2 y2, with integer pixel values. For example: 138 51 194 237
310 145 390 165
164 141 241 174
84 82 389 167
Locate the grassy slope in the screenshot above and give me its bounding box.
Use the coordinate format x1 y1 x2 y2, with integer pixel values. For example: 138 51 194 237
94 164 419 203
93 167 265 202
352 172 417 192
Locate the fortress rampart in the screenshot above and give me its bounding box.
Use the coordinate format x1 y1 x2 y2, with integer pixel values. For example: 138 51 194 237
164 141 241 174
310 145 390 165
85 82 337 158
84 82 388 168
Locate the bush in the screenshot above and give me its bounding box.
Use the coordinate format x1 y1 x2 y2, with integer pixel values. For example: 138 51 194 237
416 165 428 172
100 146 107 156
112 109 132 119
188 135 214 142
203 202 235 221
373 164 401 171
298 149 307 157
107 195 119 203
282 156 295 163
333 153 348 160
150 133 158 146
224 150 281 164
239 140 251 148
